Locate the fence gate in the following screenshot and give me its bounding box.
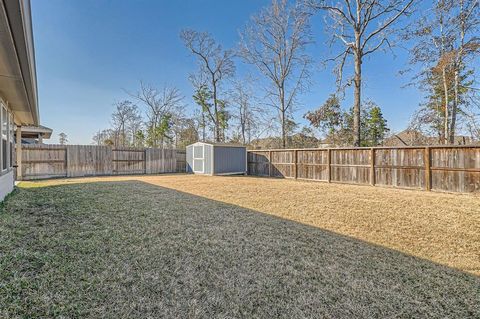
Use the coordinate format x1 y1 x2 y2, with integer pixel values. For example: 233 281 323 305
113 148 145 175
146 148 177 174
22 144 67 179
66 145 112 177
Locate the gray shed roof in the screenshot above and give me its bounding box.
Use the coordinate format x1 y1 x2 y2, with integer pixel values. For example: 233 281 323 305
190 142 246 148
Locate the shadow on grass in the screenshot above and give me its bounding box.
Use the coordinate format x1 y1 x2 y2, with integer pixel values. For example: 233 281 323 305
1 180 479 318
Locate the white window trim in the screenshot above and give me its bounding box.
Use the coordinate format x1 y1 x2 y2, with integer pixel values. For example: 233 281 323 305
193 144 204 173
9 112 13 169
6 108 10 169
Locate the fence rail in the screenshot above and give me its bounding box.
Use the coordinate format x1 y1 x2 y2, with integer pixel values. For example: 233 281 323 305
247 146 480 193
21 144 186 180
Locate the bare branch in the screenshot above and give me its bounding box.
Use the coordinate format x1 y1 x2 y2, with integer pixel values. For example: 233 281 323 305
307 0 414 146
362 0 415 49
239 0 313 148
181 29 235 142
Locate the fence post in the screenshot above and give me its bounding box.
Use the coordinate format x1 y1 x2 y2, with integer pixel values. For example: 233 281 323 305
293 149 298 179
425 147 431 191
268 150 272 177
327 148 331 183
370 148 375 186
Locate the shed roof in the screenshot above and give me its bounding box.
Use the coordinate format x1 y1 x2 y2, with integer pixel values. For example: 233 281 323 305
190 142 246 148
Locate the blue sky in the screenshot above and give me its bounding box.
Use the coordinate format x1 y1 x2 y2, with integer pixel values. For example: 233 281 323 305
32 0 423 144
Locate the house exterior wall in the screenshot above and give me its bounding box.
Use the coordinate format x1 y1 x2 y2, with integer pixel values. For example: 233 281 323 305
0 98 15 201
0 170 14 201
213 146 246 175
0 0 40 201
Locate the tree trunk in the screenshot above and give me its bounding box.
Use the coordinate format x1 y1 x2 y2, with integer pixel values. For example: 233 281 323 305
353 50 362 147
280 87 286 148
241 110 246 145
449 67 459 144
151 118 157 148
212 80 220 142
450 1 465 145
122 123 126 147
442 67 449 144
201 112 206 142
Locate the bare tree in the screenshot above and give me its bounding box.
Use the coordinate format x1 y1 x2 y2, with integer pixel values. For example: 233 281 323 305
229 78 264 145
239 0 312 148
128 82 184 147
181 29 235 142
126 106 143 147
172 118 199 149
92 129 115 146
307 0 414 146
111 100 137 147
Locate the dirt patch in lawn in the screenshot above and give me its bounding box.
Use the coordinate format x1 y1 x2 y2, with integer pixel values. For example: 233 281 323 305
1 179 479 318
23 174 480 276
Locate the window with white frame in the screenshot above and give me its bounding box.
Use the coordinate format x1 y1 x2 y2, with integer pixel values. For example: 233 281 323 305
9 113 14 168
1 106 7 171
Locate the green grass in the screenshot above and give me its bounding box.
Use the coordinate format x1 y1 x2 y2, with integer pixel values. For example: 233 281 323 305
1 180 479 318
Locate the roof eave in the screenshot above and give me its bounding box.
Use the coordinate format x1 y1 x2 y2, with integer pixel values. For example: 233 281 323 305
1 0 38 125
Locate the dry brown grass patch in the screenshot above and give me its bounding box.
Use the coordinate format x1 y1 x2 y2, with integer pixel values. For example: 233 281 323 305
21 174 480 275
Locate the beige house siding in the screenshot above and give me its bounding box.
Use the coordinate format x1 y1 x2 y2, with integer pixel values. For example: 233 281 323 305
0 99 16 201
0 169 14 201
0 0 40 200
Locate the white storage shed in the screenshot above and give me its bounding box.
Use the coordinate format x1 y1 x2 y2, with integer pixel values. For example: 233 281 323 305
186 142 247 175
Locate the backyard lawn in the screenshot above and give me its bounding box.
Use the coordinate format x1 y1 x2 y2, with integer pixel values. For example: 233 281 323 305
1 175 479 318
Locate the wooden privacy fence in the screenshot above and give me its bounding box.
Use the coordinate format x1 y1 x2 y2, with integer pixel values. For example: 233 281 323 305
21 144 186 180
247 146 480 193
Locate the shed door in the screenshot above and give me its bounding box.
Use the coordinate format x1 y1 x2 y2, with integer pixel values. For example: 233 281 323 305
193 145 204 173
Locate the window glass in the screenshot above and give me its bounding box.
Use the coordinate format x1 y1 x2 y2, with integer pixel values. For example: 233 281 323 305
0 106 2 170
9 113 14 168
2 107 7 170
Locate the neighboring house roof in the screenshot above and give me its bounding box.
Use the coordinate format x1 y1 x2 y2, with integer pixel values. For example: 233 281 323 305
20 125 52 139
250 137 282 149
383 130 429 146
0 0 39 125
384 129 475 146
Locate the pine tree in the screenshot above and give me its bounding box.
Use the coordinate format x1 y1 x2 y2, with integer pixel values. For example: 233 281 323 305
58 132 68 145
364 106 389 146
306 97 389 146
